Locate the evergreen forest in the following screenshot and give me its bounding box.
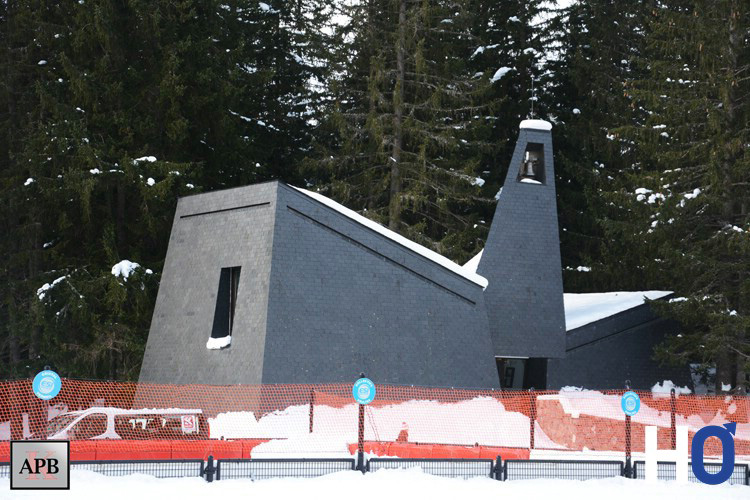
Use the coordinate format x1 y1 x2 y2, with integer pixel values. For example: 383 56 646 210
1 0 748 392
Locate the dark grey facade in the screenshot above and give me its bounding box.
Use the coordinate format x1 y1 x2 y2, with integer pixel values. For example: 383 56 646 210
140 183 277 384
140 120 689 390
477 126 565 359
547 300 692 390
139 181 498 387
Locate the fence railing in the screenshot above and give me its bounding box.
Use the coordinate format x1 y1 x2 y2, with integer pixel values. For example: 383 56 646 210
2 457 747 485
367 458 495 478
502 459 625 481
70 459 204 478
632 460 750 486
215 458 355 481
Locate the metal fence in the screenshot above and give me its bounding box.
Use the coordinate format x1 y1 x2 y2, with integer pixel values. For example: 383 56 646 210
2 457 749 485
216 458 356 481
70 460 204 478
367 458 495 479
633 461 750 486
503 459 625 481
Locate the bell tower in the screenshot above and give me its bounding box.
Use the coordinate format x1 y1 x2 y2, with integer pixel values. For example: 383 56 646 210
477 120 565 359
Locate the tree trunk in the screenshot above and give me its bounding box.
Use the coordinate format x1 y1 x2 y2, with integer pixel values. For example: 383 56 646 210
715 350 734 394
388 0 406 231
723 0 745 393
117 182 126 251
29 221 41 360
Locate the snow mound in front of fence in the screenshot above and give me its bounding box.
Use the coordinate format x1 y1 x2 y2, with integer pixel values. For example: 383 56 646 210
2 467 747 500
209 397 564 454
539 391 750 440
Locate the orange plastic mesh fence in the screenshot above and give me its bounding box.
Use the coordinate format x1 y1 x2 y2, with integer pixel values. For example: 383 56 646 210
1 380 747 459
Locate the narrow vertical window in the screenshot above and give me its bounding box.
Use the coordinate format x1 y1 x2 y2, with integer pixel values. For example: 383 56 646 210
207 266 240 349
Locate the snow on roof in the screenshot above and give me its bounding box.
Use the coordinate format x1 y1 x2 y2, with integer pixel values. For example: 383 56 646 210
519 119 552 131
462 249 483 274
564 291 672 331
462 250 673 330
291 186 488 288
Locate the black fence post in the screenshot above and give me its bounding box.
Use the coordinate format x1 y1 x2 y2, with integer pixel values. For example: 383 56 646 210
355 372 367 473
357 402 365 473
204 455 216 482
529 388 536 450
670 387 676 450
624 382 632 479
309 388 316 434
624 414 632 478
493 455 503 480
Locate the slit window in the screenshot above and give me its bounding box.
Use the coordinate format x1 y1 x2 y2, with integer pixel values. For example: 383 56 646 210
517 143 545 185
207 266 240 349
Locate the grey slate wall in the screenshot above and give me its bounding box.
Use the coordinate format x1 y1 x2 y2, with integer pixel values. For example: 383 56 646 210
139 182 499 388
262 184 499 387
139 183 277 385
477 127 566 358
547 303 692 390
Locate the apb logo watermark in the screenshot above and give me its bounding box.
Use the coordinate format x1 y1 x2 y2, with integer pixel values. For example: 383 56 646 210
10 441 70 490
644 422 736 485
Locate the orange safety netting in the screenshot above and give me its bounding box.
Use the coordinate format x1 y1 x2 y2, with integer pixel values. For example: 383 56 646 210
0 379 747 461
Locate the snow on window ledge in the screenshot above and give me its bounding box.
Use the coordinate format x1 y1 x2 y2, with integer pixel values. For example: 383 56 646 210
206 336 231 350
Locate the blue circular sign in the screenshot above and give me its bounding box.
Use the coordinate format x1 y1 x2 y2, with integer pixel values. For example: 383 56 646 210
353 378 376 405
621 391 641 416
33 370 61 400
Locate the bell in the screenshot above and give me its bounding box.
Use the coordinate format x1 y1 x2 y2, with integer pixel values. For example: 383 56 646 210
521 153 537 179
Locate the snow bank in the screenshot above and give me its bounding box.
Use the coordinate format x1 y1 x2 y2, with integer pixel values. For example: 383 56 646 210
651 380 691 396
209 397 533 456
538 390 750 441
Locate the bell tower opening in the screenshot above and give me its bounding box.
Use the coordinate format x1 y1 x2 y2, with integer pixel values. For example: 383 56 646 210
517 143 545 185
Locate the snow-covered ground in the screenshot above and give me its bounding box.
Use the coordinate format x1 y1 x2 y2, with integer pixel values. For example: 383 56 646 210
1 468 747 500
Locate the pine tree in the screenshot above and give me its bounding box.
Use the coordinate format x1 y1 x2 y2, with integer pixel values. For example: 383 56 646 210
307 0 523 261
0 0 333 378
608 0 750 392
542 0 652 291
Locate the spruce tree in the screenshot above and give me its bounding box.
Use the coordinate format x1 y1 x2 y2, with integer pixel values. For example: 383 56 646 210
0 0 332 378
608 0 750 392
542 0 652 291
307 0 523 261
